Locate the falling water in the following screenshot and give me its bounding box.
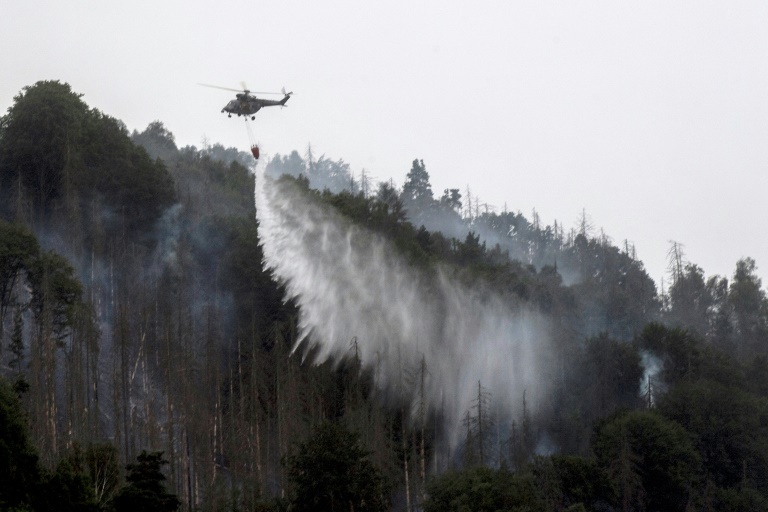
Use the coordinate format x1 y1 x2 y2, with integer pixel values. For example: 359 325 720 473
254 170 554 448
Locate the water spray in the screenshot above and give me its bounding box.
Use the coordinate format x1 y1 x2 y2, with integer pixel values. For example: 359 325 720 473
254 170 554 450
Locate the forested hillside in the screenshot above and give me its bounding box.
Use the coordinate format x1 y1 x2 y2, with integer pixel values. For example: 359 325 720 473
1 80 768 511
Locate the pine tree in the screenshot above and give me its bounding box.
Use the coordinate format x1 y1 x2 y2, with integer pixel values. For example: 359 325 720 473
0 376 41 510
112 450 180 512
286 422 389 512
463 381 494 467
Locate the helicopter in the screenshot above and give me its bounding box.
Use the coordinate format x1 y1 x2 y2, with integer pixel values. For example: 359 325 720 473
200 83 292 120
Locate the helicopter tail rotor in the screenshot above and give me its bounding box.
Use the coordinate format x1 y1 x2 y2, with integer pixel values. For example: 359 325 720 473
280 88 293 108
279 87 293 108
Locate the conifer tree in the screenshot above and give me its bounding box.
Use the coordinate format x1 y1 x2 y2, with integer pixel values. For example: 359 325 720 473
112 450 180 512
0 376 40 510
286 421 389 512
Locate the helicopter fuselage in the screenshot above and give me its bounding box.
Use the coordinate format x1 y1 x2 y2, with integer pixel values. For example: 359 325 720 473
221 93 290 117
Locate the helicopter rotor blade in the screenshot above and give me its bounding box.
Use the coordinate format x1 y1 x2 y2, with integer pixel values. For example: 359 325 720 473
198 83 244 93
198 83 286 95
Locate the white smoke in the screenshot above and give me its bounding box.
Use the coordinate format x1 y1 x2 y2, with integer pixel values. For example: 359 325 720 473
254 172 553 448
639 349 665 406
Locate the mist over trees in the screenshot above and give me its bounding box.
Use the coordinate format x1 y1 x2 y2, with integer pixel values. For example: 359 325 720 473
1 80 768 510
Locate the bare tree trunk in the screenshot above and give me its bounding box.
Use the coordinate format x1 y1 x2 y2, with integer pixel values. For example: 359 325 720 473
398 346 410 512
418 356 427 504
250 335 263 496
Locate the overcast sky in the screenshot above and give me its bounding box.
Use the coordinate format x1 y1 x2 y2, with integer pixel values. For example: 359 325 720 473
3 1 768 289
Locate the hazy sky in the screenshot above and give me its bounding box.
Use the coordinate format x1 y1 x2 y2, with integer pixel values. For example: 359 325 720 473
3 1 768 289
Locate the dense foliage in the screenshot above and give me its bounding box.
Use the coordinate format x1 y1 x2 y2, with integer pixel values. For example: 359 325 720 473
286 422 390 511
0 80 175 240
0 375 40 510
112 451 180 512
